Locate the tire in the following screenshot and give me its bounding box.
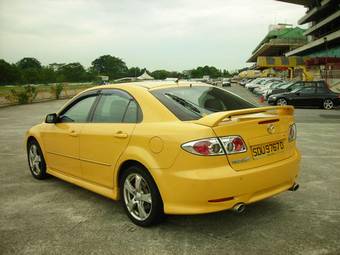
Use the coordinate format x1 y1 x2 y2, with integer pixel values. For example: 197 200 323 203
323 99 334 110
120 165 164 227
27 139 48 180
276 98 287 106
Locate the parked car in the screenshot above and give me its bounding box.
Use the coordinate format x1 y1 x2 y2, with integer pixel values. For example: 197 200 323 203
253 80 285 95
26 81 300 226
261 81 289 98
264 81 296 100
266 80 312 99
268 81 340 109
222 78 231 87
239 78 253 86
244 78 266 89
246 78 282 92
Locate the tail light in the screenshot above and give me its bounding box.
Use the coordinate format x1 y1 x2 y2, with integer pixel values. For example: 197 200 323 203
181 136 247 156
181 138 224 156
219 136 247 154
288 123 297 142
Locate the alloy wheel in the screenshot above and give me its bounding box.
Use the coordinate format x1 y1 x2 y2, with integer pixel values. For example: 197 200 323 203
323 99 333 110
28 144 42 175
277 98 287 106
123 173 152 221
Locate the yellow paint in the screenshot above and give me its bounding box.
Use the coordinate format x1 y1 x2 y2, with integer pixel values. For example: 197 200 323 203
26 82 300 215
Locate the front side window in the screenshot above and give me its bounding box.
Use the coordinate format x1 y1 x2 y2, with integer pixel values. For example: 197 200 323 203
60 95 97 123
92 91 139 123
151 86 255 121
289 82 303 91
299 86 316 94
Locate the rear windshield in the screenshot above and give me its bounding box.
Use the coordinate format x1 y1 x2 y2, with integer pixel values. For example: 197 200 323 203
150 86 256 121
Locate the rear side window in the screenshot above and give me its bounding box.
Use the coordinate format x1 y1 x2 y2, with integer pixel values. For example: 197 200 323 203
92 90 141 123
151 86 255 121
316 82 328 93
123 100 139 123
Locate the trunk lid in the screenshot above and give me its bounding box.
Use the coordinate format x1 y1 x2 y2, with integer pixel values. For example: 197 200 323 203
194 106 296 171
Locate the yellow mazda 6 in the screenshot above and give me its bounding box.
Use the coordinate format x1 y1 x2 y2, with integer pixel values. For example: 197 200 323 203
26 81 300 226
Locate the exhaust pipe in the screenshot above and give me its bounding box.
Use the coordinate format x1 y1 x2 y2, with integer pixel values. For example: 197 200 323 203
289 183 299 192
232 203 246 214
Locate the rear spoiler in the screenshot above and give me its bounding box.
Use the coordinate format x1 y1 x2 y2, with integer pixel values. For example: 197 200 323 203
194 106 294 127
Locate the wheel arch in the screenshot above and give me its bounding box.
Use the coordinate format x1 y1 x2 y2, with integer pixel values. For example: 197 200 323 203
115 159 160 201
25 129 47 161
118 160 148 182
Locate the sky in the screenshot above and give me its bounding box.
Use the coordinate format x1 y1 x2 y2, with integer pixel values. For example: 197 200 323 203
0 0 307 71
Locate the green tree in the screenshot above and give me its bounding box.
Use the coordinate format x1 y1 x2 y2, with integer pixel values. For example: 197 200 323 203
151 70 169 79
150 70 182 80
91 55 128 79
21 68 41 84
40 67 57 84
16 57 43 84
128 67 142 77
17 57 42 69
222 69 231 77
0 59 21 85
190 65 222 79
57 63 87 82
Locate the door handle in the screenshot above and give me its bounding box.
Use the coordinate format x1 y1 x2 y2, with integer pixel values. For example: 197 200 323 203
114 131 128 139
68 130 78 137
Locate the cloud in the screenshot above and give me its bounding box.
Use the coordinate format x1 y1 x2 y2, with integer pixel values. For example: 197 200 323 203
0 0 307 70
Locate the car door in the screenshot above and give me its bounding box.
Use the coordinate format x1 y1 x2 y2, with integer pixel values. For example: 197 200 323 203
79 89 140 188
291 85 316 106
42 93 98 177
315 81 330 106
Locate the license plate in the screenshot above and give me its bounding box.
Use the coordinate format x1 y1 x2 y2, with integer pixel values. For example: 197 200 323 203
251 140 285 159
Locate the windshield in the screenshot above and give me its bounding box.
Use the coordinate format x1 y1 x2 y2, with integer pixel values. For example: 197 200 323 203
151 86 256 121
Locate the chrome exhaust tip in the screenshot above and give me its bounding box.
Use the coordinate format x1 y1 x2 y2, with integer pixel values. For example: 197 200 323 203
232 203 246 213
289 183 299 192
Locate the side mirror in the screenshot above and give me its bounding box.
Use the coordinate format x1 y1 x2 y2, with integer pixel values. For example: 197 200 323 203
295 92 300 96
45 113 58 124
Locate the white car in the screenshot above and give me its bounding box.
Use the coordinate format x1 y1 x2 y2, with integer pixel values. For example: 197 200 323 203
246 78 280 92
254 80 285 95
244 78 266 89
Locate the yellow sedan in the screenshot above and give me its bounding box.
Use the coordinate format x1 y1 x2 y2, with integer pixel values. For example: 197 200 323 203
26 81 300 226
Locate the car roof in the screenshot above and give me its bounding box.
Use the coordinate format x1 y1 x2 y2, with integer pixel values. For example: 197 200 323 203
90 80 210 91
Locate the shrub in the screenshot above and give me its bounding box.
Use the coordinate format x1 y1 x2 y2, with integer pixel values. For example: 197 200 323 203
6 85 38 104
51 83 64 99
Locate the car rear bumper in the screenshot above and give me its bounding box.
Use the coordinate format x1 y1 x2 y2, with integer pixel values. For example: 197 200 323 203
152 149 301 215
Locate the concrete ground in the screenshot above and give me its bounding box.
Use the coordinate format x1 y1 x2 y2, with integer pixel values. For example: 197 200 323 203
1 85 340 255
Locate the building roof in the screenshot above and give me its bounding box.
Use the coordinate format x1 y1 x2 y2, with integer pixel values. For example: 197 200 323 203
286 30 340 56
276 0 311 6
248 27 307 62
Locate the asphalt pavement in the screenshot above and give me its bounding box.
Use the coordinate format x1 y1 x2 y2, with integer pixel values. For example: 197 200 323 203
0 85 339 255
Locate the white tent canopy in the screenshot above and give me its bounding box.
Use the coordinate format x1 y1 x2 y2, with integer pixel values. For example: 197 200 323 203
137 71 154 80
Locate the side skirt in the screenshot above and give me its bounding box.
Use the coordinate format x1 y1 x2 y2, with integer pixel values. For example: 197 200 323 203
47 168 118 200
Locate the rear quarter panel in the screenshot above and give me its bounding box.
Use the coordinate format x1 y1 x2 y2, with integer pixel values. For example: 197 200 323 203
115 122 216 185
